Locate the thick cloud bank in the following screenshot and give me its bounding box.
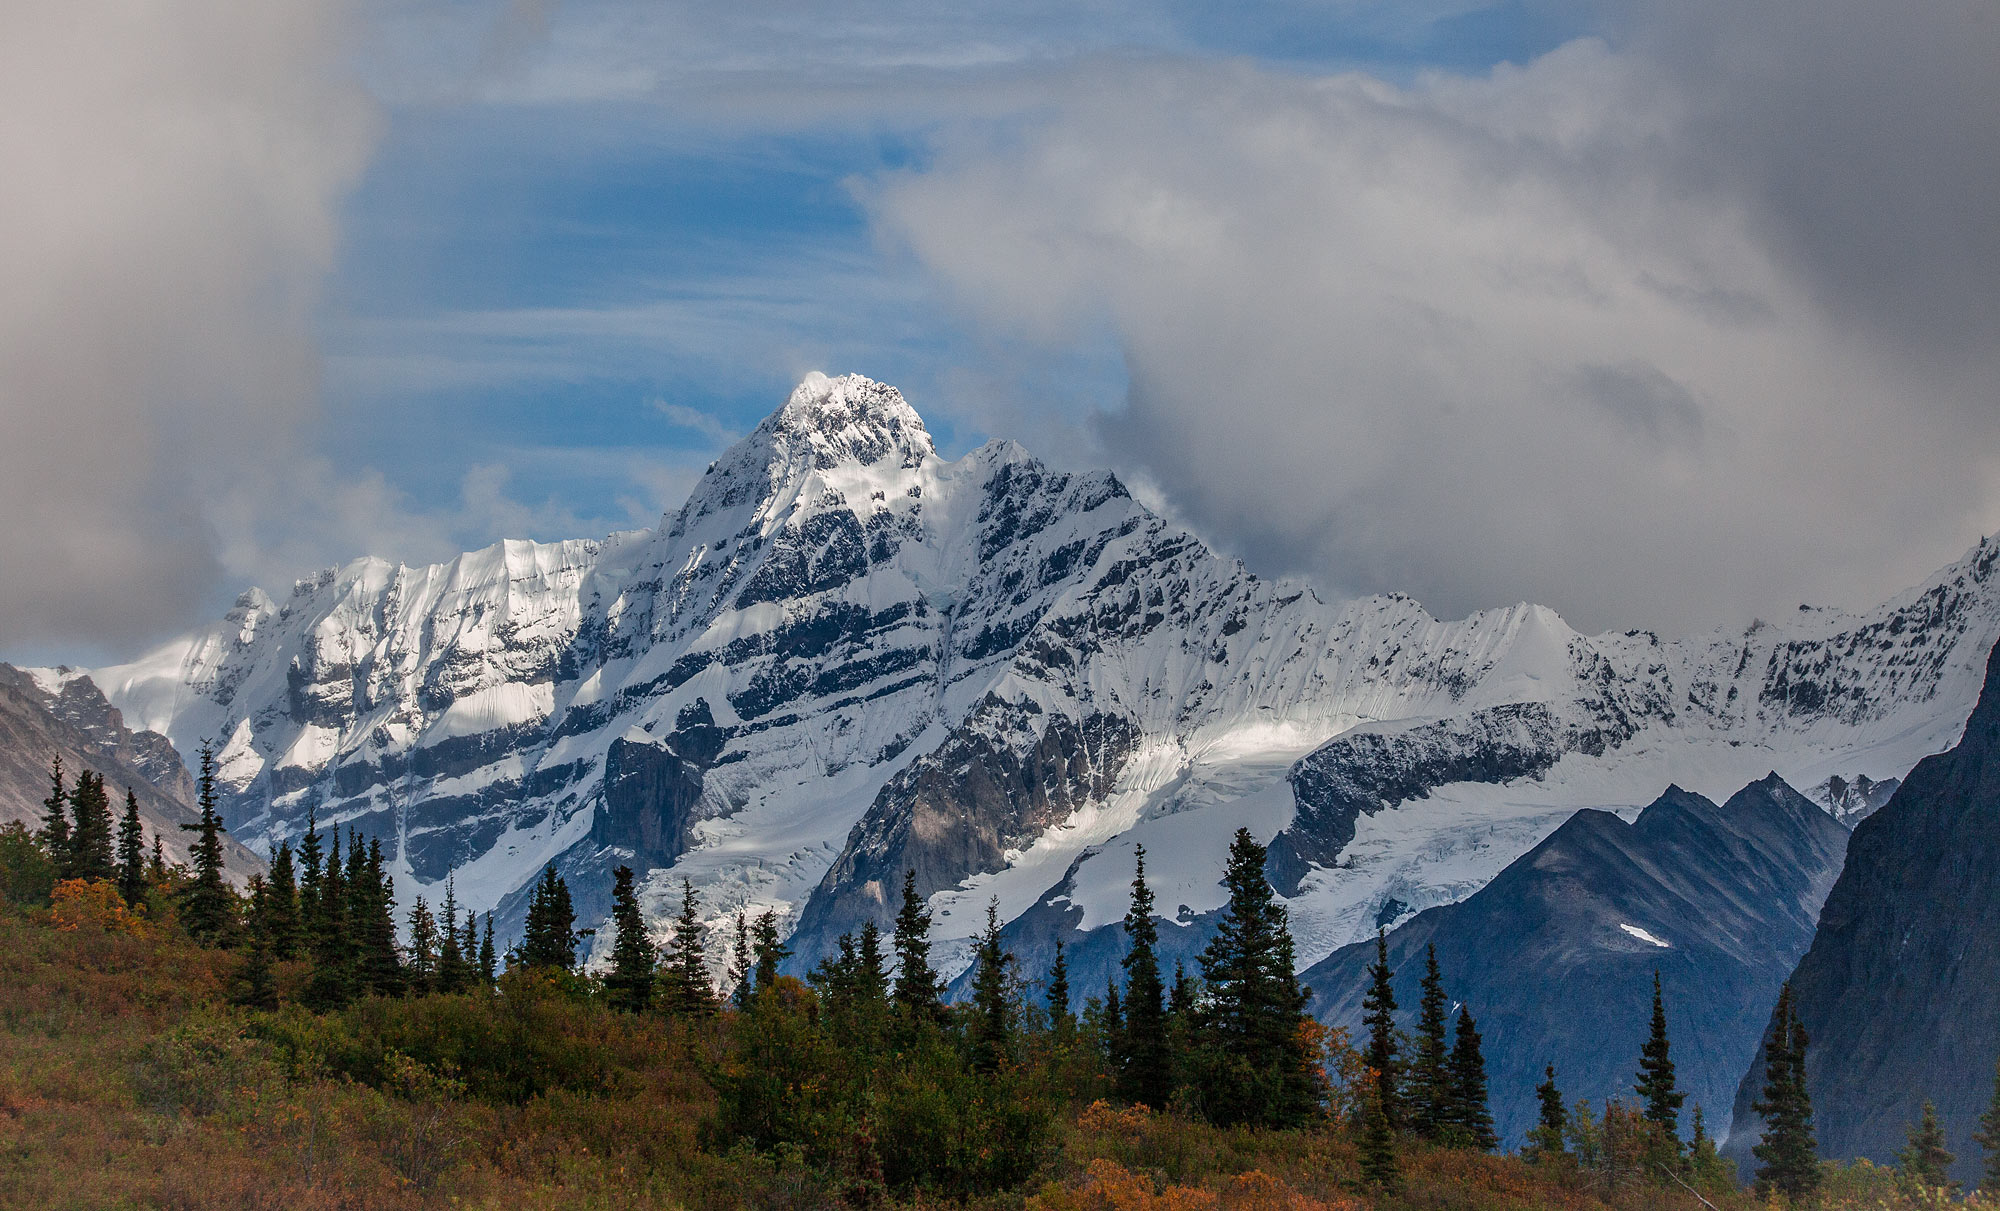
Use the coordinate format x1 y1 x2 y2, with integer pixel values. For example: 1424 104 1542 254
0 1 375 655
870 13 2000 633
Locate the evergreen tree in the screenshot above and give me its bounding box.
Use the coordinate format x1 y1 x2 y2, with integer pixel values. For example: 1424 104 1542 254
1447 1006 1498 1151
1191 828 1322 1128
303 829 353 1010
1408 943 1452 1138
115 789 145 907
1974 1056 2000 1196
1046 940 1073 1037
521 864 578 971
406 894 440 995
605 865 657 1012
1101 978 1124 1063
230 874 279 1010
1897 1100 1958 1196
1634 971 1685 1145
262 842 300 960
726 910 752 1004
295 813 323 932
1360 928 1403 1130
749 910 788 997
1358 1091 1400 1192
1688 1106 1732 1189
853 919 888 1006
1115 844 1172 1109
66 770 115 882
479 913 497 987
177 743 234 946
1752 982 1820 1202
661 877 714 1016
890 869 944 1024
353 836 403 996
1168 959 1195 1020
147 834 168 885
38 755 70 864
1526 1064 1569 1162
969 900 1015 1074
436 877 467 993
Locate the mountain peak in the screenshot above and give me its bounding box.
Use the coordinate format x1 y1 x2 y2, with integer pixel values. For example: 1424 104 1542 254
765 372 934 471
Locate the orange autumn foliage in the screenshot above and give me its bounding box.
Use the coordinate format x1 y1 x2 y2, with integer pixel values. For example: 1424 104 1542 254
48 878 145 935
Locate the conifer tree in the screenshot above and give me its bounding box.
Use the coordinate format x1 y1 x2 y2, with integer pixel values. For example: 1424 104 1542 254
231 874 279 1010
147 834 168 885
304 829 353 1010
1101 978 1124 1062
296 813 323 932
1358 1091 1400 1192
1116 844 1172 1108
726 910 752 1004
1168 959 1195 1020
1688 1105 1731 1188
353 835 403 996
1360 928 1403 1129
38 755 70 863
662 877 714 1016
749 910 787 997
1897 1100 1957 1196
890 869 944 1024
406 895 440 994
67 770 116 882
1526 1064 1569 1162
436 877 467 993
479 913 497 987
1752 982 1820 1201
1635 971 1685 1145
265 842 301 960
969 900 1015 1074
1046 940 1073 1037
1448 1006 1498 1150
1191 827 1321 1128
116 790 145 907
853 918 888 1005
1974 1056 2000 1196
605 865 657 1012
178 743 234 946
1409 943 1452 1138
521 864 578 971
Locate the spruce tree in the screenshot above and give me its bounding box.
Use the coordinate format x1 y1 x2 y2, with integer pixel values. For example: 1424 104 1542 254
1409 943 1452 1138
1358 1091 1400 1192
1634 971 1685 1145
1116 844 1173 1109
1526 1064 1569 1162
1192 827 1321 1128
230 874 279 1010
296 813 323 933
177 743 234 946
1168 959 1195 1020
67 770 116 882
890 869 944 1024
406 895 440 994
354 836 403 996
1360 927 1403 1129
479 913 497 987
521 864 578 971
605 865 657 1012
662 877 714 1016
854 919 888 1005
969 900 1015 1073
1046 939 1073 1037
436 877 467 993
1974 1056 2000 1196
1101 978 1124 1063
1897 1100 1957 1196
1752 982 1820 1202
1448 1006 1498 1151
147 834 168 884
749 910 787 996
116 789 145 907
726 910 752 1004
303 829 353 1010
38 755 70 864
265 842 301 960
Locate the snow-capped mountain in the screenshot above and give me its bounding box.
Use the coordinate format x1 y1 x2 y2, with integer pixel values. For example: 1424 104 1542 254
76 374 2000 974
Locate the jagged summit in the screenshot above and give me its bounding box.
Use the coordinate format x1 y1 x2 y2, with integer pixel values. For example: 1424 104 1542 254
766 372 934 471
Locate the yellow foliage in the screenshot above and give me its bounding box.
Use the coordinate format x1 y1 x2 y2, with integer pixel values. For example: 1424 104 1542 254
48 878 144 935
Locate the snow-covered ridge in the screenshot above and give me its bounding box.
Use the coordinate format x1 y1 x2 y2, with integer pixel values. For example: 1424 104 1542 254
82 374 2000 970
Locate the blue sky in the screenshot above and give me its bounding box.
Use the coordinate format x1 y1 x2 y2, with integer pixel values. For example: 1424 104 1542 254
6 0 1997 660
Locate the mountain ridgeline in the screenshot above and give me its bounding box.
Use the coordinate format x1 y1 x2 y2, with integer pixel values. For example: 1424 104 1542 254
56 373 2000 994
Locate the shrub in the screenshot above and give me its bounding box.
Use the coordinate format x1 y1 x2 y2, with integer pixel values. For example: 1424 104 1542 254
49 878 145 935
132 1010 281 1118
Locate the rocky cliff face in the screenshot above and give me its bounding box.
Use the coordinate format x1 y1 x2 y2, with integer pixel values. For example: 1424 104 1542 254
0 664 261 879
1725 640 2000 1184
1298 775 1848 1148
76 374 2000 972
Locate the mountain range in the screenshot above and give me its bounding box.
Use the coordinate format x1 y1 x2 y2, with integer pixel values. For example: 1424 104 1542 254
38 373 2000 996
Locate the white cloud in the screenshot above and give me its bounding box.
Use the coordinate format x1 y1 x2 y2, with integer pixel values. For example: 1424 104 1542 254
0 0 378 655
866 37 2000 633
